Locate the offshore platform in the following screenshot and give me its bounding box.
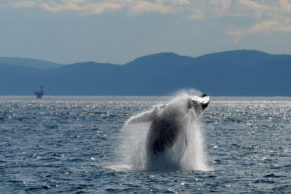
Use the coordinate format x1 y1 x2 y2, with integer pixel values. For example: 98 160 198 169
34 85 44 98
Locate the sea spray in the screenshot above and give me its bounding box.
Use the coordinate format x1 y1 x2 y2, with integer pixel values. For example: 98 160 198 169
181 118 210 171
118 122 150 170
116 93 210 171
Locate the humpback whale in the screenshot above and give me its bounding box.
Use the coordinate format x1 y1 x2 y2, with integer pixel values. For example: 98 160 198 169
125 93 210 170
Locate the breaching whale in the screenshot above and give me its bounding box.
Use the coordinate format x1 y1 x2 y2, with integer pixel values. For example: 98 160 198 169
125 93 210 170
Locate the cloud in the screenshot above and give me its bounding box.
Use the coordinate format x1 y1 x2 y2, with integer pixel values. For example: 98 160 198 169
10 0 122 14
210 0 231 15
227 0 291 42
229 18 291 43
129 1 174 15
12 1 37 8
8 0 180 15
6 0 291 42
7 0 291 19
280 0 291 11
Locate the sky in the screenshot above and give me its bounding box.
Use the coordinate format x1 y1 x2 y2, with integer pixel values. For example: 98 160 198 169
1 0 291 64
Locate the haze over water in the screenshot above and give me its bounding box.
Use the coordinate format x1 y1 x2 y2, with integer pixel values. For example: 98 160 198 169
0 96 290 193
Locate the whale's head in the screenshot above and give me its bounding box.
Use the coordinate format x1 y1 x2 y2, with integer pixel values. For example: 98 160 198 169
187 93 210 115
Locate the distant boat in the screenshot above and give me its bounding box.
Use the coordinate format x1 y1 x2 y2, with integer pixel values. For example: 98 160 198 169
34 85 44 98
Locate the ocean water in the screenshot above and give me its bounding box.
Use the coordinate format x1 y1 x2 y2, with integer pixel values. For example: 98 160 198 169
0 96 290 193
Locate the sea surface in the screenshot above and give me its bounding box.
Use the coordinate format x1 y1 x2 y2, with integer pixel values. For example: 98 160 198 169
0 96 290 193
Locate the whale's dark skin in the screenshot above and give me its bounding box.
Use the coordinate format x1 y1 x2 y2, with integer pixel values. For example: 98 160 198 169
147 109 184 154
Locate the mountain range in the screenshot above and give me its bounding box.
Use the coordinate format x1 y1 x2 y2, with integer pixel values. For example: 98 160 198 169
0 50 290 96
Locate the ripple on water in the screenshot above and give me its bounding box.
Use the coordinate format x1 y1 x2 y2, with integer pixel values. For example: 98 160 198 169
0 96 290 193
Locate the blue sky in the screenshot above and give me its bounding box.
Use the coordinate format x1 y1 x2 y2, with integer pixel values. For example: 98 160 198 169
1 0 291 64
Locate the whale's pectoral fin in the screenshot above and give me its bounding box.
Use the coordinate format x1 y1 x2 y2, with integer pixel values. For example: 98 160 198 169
125 111 155 125
125 106 162 126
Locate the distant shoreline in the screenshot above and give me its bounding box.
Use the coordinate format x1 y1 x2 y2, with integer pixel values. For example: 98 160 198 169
1 50 290 96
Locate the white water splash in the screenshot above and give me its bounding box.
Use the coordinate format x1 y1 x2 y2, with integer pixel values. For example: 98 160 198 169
180 119 210 171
